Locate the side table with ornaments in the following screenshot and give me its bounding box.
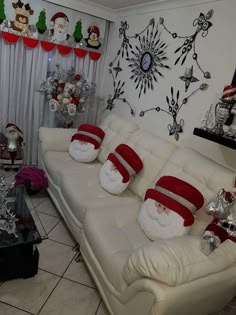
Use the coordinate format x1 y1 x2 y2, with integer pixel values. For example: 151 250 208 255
194 84 236 149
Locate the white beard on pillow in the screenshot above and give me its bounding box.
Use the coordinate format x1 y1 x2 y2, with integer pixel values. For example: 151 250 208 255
69 140 99 162
138 198 190 240
99 160 129 194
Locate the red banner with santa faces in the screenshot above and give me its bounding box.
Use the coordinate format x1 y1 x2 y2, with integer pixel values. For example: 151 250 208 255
1 31 101 60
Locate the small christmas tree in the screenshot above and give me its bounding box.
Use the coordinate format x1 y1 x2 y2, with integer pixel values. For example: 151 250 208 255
36 9 47 34
73 20 83 43
0 0 6 24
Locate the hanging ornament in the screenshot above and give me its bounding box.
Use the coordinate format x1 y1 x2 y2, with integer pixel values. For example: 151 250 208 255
85 24 101 49
10 1 34 37
73 19 83 43
36 8 47 34
0 0 6 24
50 12 70 43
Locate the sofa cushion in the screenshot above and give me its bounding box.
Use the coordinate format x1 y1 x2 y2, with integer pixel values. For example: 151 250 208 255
82 206 150 292
97 113 139 164
44 151 82 187
123 236 236 286
60 162 141 225
152 147 236 236
125 129 178 199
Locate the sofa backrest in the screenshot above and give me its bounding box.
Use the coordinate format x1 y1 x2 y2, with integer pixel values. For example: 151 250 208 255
154 147 236 235
97 113 139 164
126 129 178 199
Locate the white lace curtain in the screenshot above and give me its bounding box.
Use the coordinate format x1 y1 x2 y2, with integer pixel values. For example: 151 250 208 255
0 23 108 165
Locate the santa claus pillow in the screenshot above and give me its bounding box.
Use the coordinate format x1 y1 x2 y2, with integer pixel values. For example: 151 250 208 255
99 144 143 195
69 124 105 163
138 176 204 240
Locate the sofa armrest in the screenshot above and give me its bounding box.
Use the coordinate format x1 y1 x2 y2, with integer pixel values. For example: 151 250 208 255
39 127 77 155
123 235 236 287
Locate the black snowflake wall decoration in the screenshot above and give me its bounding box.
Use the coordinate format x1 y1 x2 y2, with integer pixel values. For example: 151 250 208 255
159 10 214 79
140 83 208 140
127 20 170 98
179 66 199 92
107 18 166 115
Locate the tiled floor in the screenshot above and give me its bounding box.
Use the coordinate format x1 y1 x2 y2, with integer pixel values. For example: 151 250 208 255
0 170 108 315
0 170 235 315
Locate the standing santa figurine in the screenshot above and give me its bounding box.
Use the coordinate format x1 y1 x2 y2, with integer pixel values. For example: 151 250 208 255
50 12 70 43
138 176 204 240
0 123 24 170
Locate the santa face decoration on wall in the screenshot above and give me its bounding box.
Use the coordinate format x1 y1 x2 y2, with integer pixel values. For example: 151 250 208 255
69 124 105 163
50 12 70 43
138 176 204 240
99 144 143 194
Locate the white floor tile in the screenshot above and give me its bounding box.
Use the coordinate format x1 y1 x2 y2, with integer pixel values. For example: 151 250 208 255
39 278 100 315
0 270 60 314
49 221 75 246
37 212 60 234
35 198 60 218
39 239 75 276
64 260 96 288
30 190 49 208
96 301 110 315
0 302 30 315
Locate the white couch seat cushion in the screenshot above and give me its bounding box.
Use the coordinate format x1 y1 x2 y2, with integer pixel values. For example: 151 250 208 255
123 236 236 287
44 151 82 187
60 162 141 225
83 206 150 292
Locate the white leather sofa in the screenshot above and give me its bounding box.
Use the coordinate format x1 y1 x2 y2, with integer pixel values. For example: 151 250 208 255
38 113 236 315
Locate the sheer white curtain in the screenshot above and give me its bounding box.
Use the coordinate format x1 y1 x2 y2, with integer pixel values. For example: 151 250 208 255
0 38 48 165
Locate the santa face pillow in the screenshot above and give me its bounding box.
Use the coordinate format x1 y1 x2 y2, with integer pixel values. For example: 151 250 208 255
138 176 204 240
69 124 105 162
99 144 143 194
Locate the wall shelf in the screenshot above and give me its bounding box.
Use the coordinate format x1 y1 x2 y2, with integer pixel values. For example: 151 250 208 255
193 128 236 150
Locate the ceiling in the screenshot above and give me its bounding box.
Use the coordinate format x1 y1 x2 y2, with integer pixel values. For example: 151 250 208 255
84 0 167 10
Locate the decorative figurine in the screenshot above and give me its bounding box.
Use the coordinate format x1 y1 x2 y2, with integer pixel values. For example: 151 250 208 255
0 123 24 171
200 104 215 130
200 188 236 255
225 103 236 138
211 85 236 136
10 0 34 36
85 24 101 49
50 12 70 43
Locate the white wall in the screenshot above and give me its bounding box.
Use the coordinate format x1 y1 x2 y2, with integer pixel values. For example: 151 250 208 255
100 0 236 171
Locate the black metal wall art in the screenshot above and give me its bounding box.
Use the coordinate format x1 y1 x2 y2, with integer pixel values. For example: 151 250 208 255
179 66 199 92
107 18 170 115
140 83 208 140
159 10 213 79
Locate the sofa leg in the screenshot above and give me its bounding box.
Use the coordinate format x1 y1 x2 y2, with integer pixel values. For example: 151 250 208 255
72 243 80 252
74 251 84 263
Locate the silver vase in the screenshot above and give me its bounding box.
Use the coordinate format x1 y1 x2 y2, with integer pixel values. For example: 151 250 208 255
211 102 231 136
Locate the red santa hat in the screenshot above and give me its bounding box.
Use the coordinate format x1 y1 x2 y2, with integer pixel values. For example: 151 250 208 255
88 24 100 37
50 12 69 26
71 124 105 149
107 144 143 183
145 176 204 226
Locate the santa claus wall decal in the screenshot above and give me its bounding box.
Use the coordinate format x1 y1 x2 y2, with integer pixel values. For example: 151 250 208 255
138 176 204 240
85 24 101 50
69 124 105 163
50 12 70 43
